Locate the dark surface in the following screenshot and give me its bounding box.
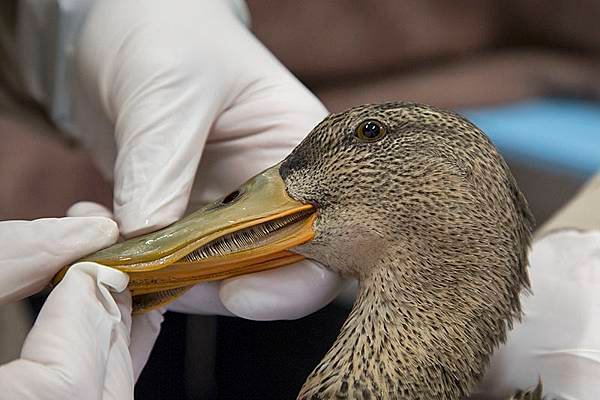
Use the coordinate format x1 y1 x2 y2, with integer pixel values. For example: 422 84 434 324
136 312 188 400
215 303 349 400
135 303 349 400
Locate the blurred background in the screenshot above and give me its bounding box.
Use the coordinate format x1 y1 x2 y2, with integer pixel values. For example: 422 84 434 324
1 1 599 399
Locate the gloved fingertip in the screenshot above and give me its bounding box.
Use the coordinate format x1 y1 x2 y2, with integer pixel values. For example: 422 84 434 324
67 201 114 219
168 282 235 316
69 261 129 293
220 260 344 321
61 216 120 250
92 218 120 247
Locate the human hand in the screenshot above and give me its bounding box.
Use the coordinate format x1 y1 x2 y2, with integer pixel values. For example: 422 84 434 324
473 230 600 399
0 215 117 304
0 216 134 399
73 0 343 321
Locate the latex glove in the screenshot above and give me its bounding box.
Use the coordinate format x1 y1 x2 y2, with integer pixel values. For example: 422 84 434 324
473 230 600 400
66 201 162 381
0 217 134 399
0 216 117 304
73 0 343 320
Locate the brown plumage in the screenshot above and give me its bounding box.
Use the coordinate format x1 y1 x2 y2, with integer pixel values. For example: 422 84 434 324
279 103 536 399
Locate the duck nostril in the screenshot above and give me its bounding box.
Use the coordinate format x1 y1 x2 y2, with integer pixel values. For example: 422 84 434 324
222 190 241 205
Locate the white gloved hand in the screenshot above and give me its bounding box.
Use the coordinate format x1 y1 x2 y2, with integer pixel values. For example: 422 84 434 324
73 0 343 320
0 217 134 399
473 230 600 400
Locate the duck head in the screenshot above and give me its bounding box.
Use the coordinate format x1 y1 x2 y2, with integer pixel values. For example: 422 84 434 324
284 103 534 399
55 102 533 399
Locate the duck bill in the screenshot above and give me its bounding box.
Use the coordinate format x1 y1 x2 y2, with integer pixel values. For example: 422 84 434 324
53 164 316 312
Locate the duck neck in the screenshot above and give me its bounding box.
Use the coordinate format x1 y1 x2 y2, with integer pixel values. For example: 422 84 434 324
298 259 507 400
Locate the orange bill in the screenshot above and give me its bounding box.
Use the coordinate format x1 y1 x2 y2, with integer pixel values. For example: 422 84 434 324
52 164 317 313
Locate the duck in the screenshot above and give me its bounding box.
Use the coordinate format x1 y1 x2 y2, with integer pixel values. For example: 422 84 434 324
55 102 538 399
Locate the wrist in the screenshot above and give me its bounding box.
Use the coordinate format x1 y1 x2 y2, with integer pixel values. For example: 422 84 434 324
16 0 250 140
17 0 97 137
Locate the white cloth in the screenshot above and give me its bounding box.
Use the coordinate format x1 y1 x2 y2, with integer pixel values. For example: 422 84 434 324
0 216 134 399
474 230 600 400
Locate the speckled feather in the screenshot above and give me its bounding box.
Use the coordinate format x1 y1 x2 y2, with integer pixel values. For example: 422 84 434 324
280 103 535 400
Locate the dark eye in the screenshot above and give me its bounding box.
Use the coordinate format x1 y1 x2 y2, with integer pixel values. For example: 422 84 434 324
356 120 386 141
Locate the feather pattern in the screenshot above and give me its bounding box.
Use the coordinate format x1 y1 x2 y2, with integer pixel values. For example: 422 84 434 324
278 103 537 399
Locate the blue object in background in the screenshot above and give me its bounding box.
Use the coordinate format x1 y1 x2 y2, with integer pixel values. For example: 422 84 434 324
461 98 600 176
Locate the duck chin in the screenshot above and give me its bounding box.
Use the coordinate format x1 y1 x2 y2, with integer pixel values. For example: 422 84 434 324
304 202 402 274
292 230 395 281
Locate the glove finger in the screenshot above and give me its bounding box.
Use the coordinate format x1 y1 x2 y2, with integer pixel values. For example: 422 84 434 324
111 89 220 237
168 281 234 316
77 2 233 238
0 217 118 304
130 309 165 381
65 196 132 393
67 201 114 219
220 259 345 321
1 263 129 398
67 202 164 382
103 290 135 400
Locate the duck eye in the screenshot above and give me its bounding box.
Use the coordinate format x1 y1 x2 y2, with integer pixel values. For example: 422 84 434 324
356 120 386 141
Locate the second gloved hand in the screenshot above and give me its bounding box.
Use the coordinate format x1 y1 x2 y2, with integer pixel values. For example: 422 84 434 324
0 215 133 400
473 230 600 399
